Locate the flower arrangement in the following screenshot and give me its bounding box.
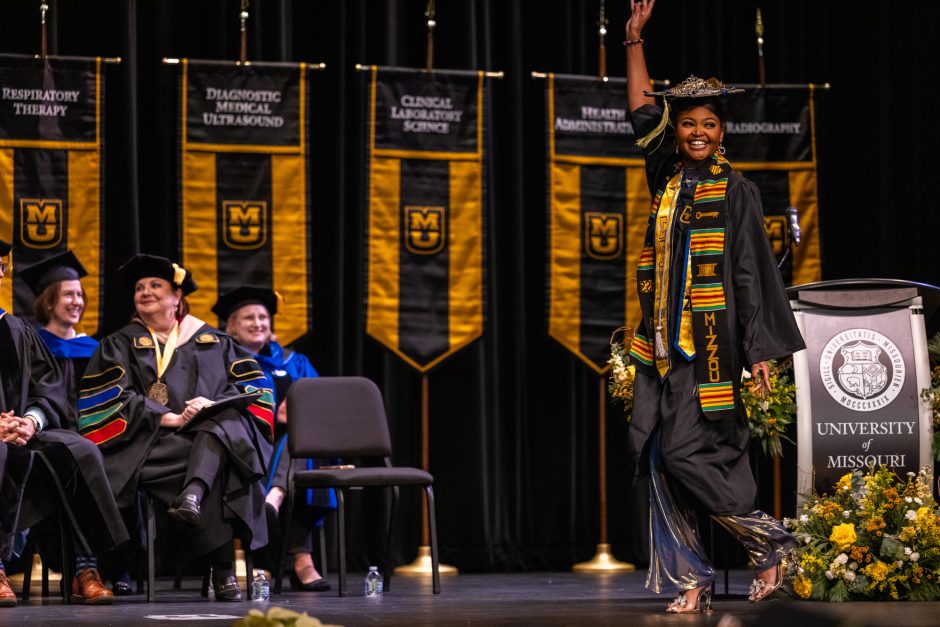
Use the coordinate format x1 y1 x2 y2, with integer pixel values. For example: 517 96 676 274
919 333 940 460
608 327 636 420
786 466 940 602
740 360 797 458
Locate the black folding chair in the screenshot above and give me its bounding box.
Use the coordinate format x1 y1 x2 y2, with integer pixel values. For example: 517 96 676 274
272 376 440 596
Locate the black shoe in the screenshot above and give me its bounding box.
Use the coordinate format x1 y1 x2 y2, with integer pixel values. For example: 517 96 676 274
111 580 134 596
290 570 332 592
167 494 201 525
213 575 243 601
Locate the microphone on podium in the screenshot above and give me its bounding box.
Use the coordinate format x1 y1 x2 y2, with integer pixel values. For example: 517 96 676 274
785 206 801 246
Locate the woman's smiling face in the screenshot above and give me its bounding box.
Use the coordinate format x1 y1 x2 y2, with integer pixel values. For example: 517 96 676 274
675 105 724 164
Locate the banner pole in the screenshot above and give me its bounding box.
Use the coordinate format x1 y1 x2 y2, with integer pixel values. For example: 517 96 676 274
395 373 457 576
239 0 249 65
756 8 766 87
756 8 783 520
40 1 49 59
425 0 436 72
597 0 608 79
573 376 635 572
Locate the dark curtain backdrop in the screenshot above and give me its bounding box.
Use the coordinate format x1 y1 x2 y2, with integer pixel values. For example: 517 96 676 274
1 0 937 572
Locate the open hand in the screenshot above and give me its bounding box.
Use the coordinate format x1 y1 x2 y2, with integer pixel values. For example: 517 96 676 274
626 0 656 40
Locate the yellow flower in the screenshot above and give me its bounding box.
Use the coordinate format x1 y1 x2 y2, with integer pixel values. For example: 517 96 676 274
836 473 853 491
793 574 813 599
830 523 857 550
865 560 891 583
917 507 932 522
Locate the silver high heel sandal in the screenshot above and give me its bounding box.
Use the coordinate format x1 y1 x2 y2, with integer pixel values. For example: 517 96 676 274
748 561 784 602
666 586 712 614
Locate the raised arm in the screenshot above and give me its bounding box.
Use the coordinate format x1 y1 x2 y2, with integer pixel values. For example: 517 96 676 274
626 0 656 112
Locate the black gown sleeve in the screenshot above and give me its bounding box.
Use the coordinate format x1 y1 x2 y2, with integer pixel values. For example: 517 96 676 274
728 177 807 365
78 332 167 450
21 321 69 430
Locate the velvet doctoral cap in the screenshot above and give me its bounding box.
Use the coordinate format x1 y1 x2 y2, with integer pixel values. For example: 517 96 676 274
18 249 88 295
119 253 197 295
211 285 279 319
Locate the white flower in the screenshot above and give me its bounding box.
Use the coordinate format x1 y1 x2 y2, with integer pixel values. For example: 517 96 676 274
842 486 850 492
911 552 920 562
849 562 858 570
825 570 834 580
799 514 808 523
836 553 848 565
905 510 918 520
914 497 923 505
909 471 916 477
896 561 904 569
905 547 912 555
843 510 851 518
844 570 856 582
905 497 913 503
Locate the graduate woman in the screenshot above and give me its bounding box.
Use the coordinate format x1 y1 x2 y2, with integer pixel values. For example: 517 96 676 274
79 255 275 601
213 286 334 592
0 239 128 607
19 250 99 431
624 0 805 614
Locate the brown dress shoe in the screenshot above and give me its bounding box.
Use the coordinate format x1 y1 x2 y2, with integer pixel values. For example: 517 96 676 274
71 569 115 605
0 570 17 607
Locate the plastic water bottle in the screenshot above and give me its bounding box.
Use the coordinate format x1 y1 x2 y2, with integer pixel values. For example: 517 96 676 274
364 566 383 598
251 570 270 602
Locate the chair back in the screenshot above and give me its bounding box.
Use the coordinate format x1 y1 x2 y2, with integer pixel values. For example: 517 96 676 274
286 376 392 459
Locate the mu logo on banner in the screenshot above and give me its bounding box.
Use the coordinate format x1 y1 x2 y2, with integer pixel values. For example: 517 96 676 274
20 198 63 249
583 211 623 260
222 200 267 250
404 206 446 255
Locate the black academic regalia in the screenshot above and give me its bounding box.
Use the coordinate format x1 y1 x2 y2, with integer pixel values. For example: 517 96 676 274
627 104 806 516
0 310 128 561
79 318 274 554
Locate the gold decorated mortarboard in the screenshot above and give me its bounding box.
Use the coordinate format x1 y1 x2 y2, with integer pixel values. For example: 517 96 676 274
644 75 744 99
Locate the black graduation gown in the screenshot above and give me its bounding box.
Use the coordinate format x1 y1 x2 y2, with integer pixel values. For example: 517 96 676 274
79 318 274 553
627 104 806 515
0 311 128 560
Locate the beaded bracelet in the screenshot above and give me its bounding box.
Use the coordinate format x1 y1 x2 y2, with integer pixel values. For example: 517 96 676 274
623 38 644 46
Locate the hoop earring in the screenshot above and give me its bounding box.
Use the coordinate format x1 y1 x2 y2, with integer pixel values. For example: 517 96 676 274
718 144 726 156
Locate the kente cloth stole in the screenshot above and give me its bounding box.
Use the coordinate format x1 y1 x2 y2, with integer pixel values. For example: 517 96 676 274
630 152 737 420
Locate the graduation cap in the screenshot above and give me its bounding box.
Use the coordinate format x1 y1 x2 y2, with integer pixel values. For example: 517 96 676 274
211 285 280 319
119 253 197 295
0 238 11 257
644 76 744 99
18 249 88 296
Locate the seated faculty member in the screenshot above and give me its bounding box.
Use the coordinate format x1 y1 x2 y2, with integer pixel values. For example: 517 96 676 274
213 286 335 592
79 255 275 601
0 239 128 607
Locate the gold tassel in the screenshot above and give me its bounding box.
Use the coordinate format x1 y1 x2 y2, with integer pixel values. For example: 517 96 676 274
171 263 187 286
635 99 670 150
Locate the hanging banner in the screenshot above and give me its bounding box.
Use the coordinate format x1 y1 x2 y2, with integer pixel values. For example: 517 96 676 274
364 66 486 372
0 55 104 335
545 75 824 372
178 59 311 344
546 74 644 373
721 86 822 287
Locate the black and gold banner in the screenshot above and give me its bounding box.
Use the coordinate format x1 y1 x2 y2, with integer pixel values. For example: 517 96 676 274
546 75 823 372
720 86 822 286
178 59 311 344
547 74 643 373
0 55 104 335
364 66 485 372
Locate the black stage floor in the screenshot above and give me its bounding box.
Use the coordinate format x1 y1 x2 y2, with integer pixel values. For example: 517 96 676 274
1 570 939 626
